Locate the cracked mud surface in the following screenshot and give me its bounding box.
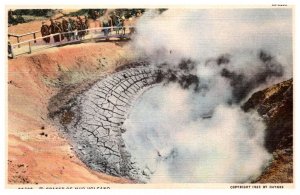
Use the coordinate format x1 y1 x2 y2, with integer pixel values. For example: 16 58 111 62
49 67 161 182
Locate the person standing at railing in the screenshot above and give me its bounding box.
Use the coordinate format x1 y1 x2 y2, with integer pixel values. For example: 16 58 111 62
67 18 75 41
76 16 85 40
119 15 126 35
84 15 89 35
111 11 120 35
55 20 65 41
72 18 79 40
99 10 113 40
50 18 62 43
41 21 51 43
62 17 70 41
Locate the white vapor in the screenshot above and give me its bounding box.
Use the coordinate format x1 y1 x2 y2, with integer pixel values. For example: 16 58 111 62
132 9 293 79
122 8 293 183
123 85 270 183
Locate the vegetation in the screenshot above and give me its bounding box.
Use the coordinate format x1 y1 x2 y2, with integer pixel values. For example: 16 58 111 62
13 9 56 17
67 9 105 18
8 8 152 26
67 9 146 19
8 9 56 26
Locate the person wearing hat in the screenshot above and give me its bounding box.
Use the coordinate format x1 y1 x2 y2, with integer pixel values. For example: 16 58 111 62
55 20 64 41
61 17 70 41
99 10 113 38
49 18 61 42
76 16 85 39
120 15 126 35
84 15 89 35
41 21 51 43
111 11 120 34
93 10 99 20
67 18 76 40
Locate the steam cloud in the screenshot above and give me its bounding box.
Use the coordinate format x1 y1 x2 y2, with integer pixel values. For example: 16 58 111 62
122 9 292 183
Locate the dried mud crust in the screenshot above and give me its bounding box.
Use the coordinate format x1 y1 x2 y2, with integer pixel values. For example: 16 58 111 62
49 67 161 182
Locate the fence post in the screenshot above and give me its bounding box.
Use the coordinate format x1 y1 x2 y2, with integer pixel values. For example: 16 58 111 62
28 41 32 54
90 31 93 42
11 48 15 59
59 33 62 44
17 36 20 48
9 44 15 59
33 33 37 43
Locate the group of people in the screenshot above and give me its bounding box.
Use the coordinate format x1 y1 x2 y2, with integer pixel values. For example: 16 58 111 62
98 10 142 37
40 10 143 44
40 16 89 43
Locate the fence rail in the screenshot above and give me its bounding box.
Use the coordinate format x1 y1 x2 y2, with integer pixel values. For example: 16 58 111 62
8 26 134 58
8 30 40 48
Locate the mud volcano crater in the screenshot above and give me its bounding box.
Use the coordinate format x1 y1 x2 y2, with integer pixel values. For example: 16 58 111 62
48 59 209 182
48 54 292 183
48 61 171 182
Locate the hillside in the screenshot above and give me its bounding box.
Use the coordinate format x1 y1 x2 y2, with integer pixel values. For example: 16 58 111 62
7 41 135 184
243 79 293 183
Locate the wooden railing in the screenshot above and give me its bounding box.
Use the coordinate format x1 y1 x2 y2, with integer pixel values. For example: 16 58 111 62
8 26 134 58
8 30 40 48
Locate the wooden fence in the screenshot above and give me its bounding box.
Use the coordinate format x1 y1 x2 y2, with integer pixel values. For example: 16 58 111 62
8 26 134 58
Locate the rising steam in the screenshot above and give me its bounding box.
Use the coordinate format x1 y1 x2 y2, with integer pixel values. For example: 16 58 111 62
122 8 292 183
